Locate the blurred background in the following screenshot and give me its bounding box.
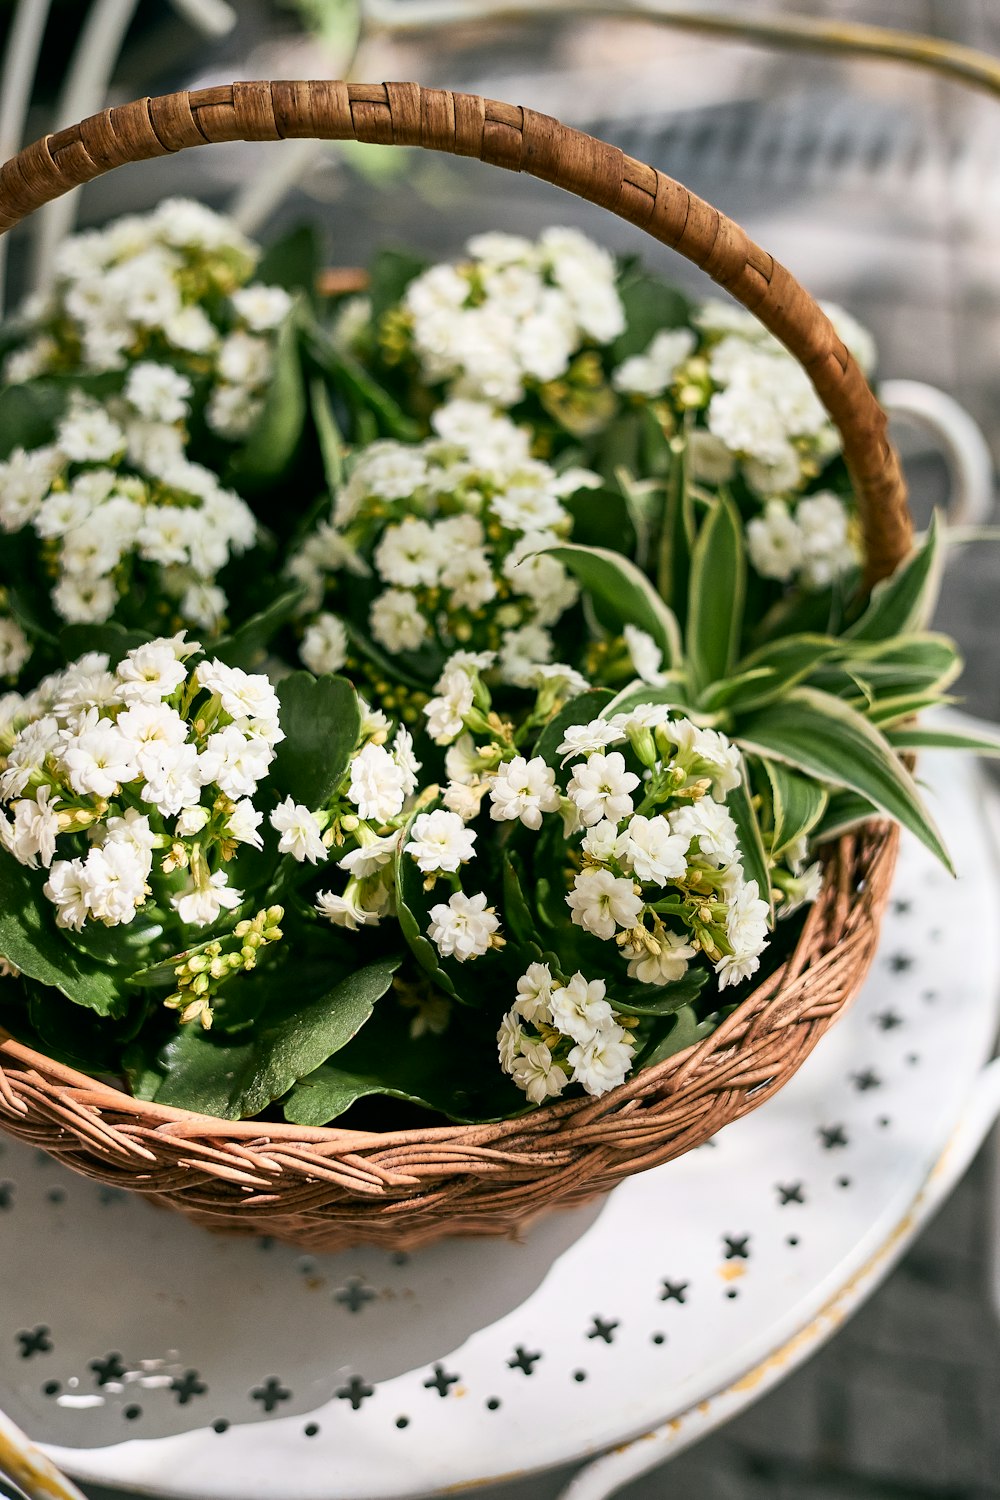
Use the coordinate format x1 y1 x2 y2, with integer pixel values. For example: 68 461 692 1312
2 2 1000 1496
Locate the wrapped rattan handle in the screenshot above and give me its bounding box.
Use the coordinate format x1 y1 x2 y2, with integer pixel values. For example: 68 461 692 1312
0 79 911 584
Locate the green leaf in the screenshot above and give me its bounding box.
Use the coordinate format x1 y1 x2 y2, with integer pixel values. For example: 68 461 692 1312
256 224 321 294
737 686 952 872
0 854 127 1016
304 323 421 442
728 763 774 922
565 486 637 556
761 759 829 858
813 790 879 842
611 271 692 362
731 634 842 710
227 307 306 487
686 491 746 694
846 512 941 641
541 543 682 665
393 793 467 1003
369 247 430 321
885 726 1000 756
609 968 708 1017
283 993 527 1126
212 585 306 671
59 621 153 665
640 1003 716 1066
502 852 538 950
599 678 694 722
532 688 616 772
272 672 361 808
153 955 400 1118
310 376 346 492
0 380 65 458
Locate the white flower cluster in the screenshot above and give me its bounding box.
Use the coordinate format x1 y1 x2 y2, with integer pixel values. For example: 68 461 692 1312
289 403 592 683
313 713 421 932
398 228 626 407
746 491 858 589
0 615 30 681
4 199 292 442
0 636 285 931
498 964 635 1101
613 297 873 589
0 383 257 629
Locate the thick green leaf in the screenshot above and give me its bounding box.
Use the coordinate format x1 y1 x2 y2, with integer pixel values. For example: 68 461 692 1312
283 993 527 1126
153 954 400 1117
227 308 306 487
728 763 774 922
59 621 153 665
541 544 682 666
212 585 305 671
686 491 746 694
566 486 637 555
272 672 361 808
310 376 346 492
0 854 127 1016
866 693 956 729
639 1004 717 1066
609 968 707 1017
533 688 615 773
737 686 952 872
256 224 321 294
599 678 693 722
846 512 941 641
813 790 879 842
0 380 65 458
369 247 428 322
730 634 842 710
304 323 421 442
761 758 829 858
611 271 692 362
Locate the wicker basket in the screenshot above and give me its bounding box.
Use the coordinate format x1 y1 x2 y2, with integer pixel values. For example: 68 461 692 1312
0 81 910 1252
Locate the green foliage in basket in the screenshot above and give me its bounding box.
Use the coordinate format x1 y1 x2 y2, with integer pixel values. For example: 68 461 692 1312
1 205 996 1131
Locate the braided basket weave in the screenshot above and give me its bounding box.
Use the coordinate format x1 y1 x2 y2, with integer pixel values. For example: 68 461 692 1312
0 81 909 1252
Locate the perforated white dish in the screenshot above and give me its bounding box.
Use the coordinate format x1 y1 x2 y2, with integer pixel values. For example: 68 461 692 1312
1 752 997 1500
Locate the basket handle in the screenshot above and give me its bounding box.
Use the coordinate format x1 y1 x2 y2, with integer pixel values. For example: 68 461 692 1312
0 79 911 585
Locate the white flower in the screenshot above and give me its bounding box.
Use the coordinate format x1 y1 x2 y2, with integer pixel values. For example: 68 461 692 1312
124 362 192 422
581 819 628 864
199 724 274 800
427 890 500 962
59 722 137 798
42 859 90 930
567 1027 635 1097
1 785 59 868
83 840 149 926
0 617 30 679
227 798 264 849
497 1012 526 1072
393 725 421 798
498 623 553 686
549 972 615 1045
746 500 804 583
300 613 349 677
511 1040 568 1104
423 669 475 745
0 446 60 532
270 797 328 864
0 717 59 798
172 869 243 928
348 741 407 822
176 804 210 836
315 883 383 930
622 815 689 885
405 808 476 873
566 866 643 941
623 928 697 985
115 639 192 704
115 701 188 774
566 751 640 827
338 830 399 879
623 625 668 688
440 548 497 611
232 283 292 332
374 517 443 589
666 718 743 802
57 406 124 464
513 962 554 1024
613 327 696 397
722 876 770 974
52 574 117 625
370 589 428 654
442 779 487 822
99 808 156 873
195 659 281 731
488 756 560 830
557 719 625 765
218 330 271 386
180 582 227 632
670 799 740 869
140 741 204 817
